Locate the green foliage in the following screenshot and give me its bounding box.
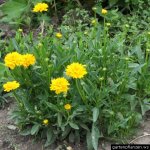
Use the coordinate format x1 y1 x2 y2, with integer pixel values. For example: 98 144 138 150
1 0 150 148
0 0 29 25
0 63 8 107
98 0 149 10
0 0 79 27
1 13 150 149
1 0 150 30
61 8 90 31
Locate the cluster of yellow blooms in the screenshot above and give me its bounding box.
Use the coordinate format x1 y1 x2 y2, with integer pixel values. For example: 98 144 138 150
3 30 87 124
4 52 36 69
3 3 95 126
50 62 87 95
33 3 48 13
3 52 35 92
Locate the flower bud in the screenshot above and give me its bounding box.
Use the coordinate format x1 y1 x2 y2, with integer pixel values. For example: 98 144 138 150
106 23 111 27
99 77 104 81
102 67 107 71
125 24 129 28
92 7 97 11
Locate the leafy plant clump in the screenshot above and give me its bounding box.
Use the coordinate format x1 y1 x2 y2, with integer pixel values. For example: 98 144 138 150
1 6 150 149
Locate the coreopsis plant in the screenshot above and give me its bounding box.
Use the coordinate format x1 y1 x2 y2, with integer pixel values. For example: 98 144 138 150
2 20 150 150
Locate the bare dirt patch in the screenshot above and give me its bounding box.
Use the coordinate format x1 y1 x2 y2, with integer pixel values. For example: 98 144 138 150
0 102 84 150
0 102 150 150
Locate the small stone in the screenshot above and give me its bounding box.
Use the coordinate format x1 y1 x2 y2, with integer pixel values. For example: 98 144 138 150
67 146 73 150
143 132 149 135
7 125 17 130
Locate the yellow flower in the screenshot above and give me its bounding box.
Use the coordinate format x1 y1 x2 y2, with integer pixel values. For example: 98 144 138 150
66 62 87 79
3 81 20 92
33 3 48 13
56 32 62 38
4 52 23 69
64 104 72 110
43 119 49 125
21 54 36 68
50 77 70 94
101 9 107 14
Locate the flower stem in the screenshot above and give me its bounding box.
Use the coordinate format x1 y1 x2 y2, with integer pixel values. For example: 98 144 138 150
41 20 45 35
75 79 86 104
13 92 23 108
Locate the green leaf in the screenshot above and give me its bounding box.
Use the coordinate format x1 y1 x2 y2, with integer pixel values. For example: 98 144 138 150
80 123 89 131
1 0 28 20
69 132 75 143
0 63 6 81
57 113 62 127
20 128 31 136
11 39 19 51
61 126 71 140
86 132 93 150
129 63 145 74
69 122 79 130
132 45 144 64
45 128 53 147
93 107 99 122
109 0 119 6
20 95 34 113
31 124 40 135
140 100 150 115
128 95 138 111
45 102 59 112
92 124 100 150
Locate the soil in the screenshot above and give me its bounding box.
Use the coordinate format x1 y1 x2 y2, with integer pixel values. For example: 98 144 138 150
0 101 85 150
0 101 150 150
